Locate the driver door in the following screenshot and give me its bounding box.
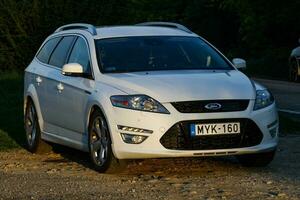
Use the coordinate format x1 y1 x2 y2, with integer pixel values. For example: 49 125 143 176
54 36 94 137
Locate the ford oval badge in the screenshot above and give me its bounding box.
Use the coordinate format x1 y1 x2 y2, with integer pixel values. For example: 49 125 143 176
204 103 222 110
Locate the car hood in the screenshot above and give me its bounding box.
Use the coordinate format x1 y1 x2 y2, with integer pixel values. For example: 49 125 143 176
102 70 256 103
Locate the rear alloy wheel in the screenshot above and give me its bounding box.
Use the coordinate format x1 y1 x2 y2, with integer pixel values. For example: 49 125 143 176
24 99 51 153
236 150 276 167
88 110 127 173
289 60 299 82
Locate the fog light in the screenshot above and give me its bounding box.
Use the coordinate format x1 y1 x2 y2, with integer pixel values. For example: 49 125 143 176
117 125 153 134
121 133 148 144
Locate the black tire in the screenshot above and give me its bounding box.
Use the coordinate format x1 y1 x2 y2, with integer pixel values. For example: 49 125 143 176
88 109 127 173
24 99 52 153
289 60 299 82
236 150 276 167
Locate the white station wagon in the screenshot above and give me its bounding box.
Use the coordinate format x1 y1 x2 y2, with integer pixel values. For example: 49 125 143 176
24 22 278 172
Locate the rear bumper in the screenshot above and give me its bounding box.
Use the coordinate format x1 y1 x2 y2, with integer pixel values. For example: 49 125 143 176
106 100 278 159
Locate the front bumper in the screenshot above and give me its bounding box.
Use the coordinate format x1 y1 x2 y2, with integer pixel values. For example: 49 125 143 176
106 100 278 159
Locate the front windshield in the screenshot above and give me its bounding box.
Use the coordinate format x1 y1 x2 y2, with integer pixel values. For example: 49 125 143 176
95 36 233 73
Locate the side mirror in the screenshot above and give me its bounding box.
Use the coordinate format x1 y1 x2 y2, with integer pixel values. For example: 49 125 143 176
232 58 247 70
62 63 83 76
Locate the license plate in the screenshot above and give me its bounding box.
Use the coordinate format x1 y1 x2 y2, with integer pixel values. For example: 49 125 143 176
190 122 240 136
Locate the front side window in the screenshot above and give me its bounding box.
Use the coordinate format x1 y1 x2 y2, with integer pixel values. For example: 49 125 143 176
68 37 90 73
36 37 61 63
95 36 233 73
49 36 75 68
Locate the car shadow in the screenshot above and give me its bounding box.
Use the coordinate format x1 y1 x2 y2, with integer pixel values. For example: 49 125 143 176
46 139 300 187
49 143 94 169
48 142 272 177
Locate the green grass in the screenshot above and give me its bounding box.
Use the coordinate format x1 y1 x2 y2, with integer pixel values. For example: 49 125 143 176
0 72 299 151
0 131 19 151
0 71 24 151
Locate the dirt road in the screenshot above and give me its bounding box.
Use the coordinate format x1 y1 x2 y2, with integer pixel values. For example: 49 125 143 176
1 134 300 200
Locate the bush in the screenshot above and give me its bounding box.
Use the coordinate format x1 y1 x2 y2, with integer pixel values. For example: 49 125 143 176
0 0 299 80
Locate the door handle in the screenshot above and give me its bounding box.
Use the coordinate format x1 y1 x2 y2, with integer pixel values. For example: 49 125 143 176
35 76 42 86
57 83 64 93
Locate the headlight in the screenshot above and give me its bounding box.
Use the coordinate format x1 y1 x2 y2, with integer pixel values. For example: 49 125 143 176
110 95 170 114
254 89 274 110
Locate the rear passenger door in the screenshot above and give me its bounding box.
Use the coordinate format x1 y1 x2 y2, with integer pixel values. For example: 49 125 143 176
34 36 62 131
42 36 76 134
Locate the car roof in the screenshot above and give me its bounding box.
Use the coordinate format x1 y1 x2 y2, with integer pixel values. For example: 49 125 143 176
94 26 198 39
53 23 199 39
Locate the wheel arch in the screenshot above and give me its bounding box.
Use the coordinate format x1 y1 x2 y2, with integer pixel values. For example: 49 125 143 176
85 101 119 157
86 102 110 134
24 84 44 130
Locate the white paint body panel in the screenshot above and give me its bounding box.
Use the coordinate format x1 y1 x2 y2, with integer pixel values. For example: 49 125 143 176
102 70 255 103
24 25 278 158
95 26 198 39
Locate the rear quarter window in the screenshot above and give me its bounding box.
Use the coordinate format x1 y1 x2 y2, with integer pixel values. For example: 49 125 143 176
36 37 61 63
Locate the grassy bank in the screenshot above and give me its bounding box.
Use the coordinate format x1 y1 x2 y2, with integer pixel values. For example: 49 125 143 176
0 72 24 151
0 72 298 151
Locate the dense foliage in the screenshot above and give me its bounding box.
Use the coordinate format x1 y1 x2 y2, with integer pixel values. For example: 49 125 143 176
0 0 299 78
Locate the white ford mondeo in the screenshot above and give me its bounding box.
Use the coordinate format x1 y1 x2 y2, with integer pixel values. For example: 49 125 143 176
24 22 278 172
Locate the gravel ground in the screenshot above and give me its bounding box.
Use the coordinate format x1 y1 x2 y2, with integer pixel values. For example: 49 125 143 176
0 135 300 200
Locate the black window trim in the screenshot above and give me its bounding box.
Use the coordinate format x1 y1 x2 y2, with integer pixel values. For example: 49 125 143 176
66 36 93 79
66 36 79 63
34 33 95 80
35 36 63 64
48 35 77 68
47 36 63 64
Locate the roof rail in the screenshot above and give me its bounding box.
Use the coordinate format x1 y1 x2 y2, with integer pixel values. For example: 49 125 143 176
55 23 97 35
136 22 192 33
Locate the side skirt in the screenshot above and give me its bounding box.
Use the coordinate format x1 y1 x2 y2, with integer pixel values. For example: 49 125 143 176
41 131 89 152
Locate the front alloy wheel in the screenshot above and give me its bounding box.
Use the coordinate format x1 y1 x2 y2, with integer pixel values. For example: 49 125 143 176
89 115 109 167
88 110 127 173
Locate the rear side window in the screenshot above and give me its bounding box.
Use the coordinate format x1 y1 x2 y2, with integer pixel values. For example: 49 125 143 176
49 36 75 68
68 37 90 73
36 37 61 63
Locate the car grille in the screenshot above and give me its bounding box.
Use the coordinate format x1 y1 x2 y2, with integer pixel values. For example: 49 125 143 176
160 119 263 150
171 100 249 113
